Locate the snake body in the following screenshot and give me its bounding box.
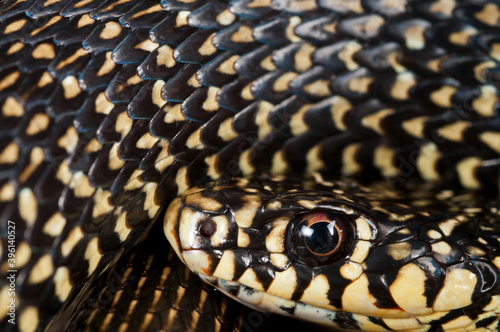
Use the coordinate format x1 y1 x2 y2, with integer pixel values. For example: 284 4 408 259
0 0 499 331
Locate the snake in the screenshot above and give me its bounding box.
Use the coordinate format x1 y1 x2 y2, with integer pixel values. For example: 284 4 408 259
0 0 499 331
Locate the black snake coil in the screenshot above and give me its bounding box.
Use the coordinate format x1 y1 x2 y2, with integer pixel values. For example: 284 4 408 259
0 0 499 331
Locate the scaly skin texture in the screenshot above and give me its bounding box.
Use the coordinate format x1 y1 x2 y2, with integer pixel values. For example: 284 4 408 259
0 0 498 331
166 176 500 331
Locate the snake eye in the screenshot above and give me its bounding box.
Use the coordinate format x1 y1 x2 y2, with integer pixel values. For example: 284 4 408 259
287 211 354 266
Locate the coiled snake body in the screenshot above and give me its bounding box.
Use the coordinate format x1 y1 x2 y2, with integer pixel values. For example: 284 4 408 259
0 0 499 331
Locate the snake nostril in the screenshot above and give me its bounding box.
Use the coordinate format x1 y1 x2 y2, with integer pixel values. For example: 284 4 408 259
199 218 217 238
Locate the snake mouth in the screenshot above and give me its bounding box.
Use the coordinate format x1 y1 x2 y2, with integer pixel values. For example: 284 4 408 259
190 260 500 332
171 248 362 330
196 273 355 329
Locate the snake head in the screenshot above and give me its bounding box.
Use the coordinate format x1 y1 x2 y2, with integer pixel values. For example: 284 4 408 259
164 176 500 331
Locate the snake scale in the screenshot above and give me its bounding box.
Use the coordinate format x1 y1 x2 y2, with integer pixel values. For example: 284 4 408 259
0 0 499 331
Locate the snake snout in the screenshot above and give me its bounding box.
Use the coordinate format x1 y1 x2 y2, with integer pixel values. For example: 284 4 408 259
165 198 229 261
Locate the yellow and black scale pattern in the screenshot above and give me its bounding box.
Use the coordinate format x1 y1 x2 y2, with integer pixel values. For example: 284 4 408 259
0 0 498 331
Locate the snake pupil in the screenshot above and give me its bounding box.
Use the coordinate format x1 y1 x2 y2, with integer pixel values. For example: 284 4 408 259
199 218 217 237
301 222 340 255
287 210 354 266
